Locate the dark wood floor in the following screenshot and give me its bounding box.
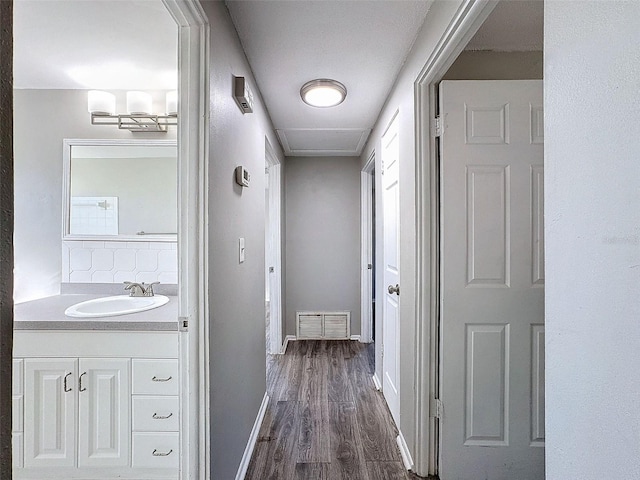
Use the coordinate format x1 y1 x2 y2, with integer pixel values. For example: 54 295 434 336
246 339 427 479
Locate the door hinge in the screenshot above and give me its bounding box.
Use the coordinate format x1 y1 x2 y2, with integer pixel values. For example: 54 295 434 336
367 263 373 270
430 398 443 418
179 317 189 332
433 115 443 138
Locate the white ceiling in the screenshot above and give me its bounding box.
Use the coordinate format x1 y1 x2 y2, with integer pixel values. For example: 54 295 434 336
13 0 177 90
225 0 433 156
13 0 542 157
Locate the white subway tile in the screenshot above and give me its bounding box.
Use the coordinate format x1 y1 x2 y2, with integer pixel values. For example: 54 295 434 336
136 272 160 283
82 241 105 249
157 250 178 273
69 271 92 283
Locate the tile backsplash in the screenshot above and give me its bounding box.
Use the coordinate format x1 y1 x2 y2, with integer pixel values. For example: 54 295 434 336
62 240 178 284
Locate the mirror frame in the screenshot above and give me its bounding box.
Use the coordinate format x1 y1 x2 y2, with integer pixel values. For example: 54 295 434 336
62 138 178 242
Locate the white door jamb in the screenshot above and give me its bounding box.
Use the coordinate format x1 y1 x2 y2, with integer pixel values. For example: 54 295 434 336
360 152 375 344
162 1 210 479
412 0 497 476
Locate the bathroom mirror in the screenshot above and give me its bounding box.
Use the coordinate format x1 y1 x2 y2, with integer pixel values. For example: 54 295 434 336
63 139 177 241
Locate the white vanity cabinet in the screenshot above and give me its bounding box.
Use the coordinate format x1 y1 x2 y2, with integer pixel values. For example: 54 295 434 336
13 331 178 480
24 358 130 468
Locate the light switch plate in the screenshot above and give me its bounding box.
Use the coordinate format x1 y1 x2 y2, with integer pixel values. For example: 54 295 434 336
239 237 245 263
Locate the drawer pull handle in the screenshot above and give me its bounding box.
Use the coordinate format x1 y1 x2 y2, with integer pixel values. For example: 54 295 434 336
152 449 173 457
79 372 87 392
63 372 72 392
152 375 172 382
153 412 173 420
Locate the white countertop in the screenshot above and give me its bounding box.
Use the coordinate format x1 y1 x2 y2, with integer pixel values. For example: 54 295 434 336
14 294 179 331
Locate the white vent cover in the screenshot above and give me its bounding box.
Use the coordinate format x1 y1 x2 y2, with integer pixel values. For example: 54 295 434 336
296 311 350 340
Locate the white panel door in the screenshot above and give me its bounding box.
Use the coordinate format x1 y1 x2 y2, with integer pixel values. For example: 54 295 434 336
78 358 130 467
439 80 544 479
381 114 401 425
24 358 77 468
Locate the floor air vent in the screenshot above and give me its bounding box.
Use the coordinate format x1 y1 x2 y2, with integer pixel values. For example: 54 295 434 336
296 311 351 340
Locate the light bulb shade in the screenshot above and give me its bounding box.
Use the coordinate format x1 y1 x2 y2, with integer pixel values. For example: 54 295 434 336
126 91 152 115
300 79 347 108
166 90 178 116
87 90 115 115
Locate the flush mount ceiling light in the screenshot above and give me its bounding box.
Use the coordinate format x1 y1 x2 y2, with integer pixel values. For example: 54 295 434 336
300 79 347 108
87 90 178 132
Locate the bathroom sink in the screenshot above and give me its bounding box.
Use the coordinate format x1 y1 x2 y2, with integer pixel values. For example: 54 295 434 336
64 295 170 318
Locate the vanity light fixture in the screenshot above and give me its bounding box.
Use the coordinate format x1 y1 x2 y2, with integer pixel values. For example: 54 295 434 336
300 79 347 108
87 90 178 132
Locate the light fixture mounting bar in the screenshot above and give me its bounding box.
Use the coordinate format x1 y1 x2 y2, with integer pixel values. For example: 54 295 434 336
90 113 177 133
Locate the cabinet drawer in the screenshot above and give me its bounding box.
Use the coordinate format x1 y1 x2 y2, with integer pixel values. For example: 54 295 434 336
133 396 179 432
132 432 179 469
132 359 179 395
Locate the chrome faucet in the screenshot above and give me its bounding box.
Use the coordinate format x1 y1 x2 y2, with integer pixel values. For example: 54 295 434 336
124 281 159 297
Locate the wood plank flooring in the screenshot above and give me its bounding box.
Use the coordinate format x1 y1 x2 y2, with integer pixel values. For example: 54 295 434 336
246 340 427 479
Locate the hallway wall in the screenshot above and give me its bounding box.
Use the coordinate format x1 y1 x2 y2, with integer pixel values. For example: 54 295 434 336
201 2 284 478
284 156 361 337
545 1 640 479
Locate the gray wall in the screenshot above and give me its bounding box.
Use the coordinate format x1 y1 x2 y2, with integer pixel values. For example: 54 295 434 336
443 50 543 80
545 2 640 478
201 2 284 478
13 89 174 303
284 156 361 337
359 0 469 458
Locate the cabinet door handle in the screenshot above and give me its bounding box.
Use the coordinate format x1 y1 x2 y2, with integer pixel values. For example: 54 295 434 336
79 372 87 392
152 449 173 457
63 372 72 392
153 412 173 420
152 375 172 382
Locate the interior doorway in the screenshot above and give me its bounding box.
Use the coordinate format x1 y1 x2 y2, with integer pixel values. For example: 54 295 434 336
413 1 544 476
265 138 283 355
360 152 375 344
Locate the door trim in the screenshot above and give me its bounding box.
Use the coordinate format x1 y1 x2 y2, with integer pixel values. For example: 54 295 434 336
161 1 210 479
265 138 283 354
412 0 498 475
360 151 375 344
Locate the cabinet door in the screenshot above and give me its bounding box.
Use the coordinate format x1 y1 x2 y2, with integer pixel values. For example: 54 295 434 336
78 358 130 468
24 359 77 468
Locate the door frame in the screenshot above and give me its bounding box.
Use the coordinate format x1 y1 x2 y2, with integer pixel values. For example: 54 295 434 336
412 0 497 475
265 138 284 354
162 1 209 479
360 151 375 344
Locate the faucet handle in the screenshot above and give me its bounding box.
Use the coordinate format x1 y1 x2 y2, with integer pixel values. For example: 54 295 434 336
143 281 160 296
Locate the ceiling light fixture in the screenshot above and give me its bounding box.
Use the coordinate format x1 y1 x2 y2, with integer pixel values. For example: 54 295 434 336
300 79 347 108
87 90 178 132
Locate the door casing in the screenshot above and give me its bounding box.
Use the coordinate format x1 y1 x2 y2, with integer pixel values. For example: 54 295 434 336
162 1 210 479
412 0 499 475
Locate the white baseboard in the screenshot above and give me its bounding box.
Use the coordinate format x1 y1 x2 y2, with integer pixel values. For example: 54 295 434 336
350 334 361 341
280 335 296 354
372 373 382 391
235 392 269 480
396 431 414 471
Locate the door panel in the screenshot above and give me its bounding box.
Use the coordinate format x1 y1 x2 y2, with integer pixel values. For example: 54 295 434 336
78 358 130 467
382 114 400 425
24 359 77 468
439 80 544 479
